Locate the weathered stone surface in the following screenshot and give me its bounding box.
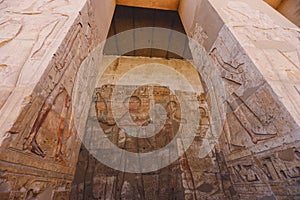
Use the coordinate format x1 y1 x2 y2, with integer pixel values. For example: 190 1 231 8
70 57 232 199
1 0 300 199
183 0 300 199
0 0 115 199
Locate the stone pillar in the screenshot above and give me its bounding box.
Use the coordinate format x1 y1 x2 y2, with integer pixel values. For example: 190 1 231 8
0 0 115 199
180 0 300 198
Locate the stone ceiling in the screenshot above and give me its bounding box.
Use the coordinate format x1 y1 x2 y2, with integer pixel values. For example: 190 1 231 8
103 5 192 59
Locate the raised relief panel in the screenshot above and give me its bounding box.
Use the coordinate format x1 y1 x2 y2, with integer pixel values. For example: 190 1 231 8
227 146 300 197
0 19 22 48
231 164 259 183
211 47 279 145
71 81 228 200
210 27 299 162
0 0 103 198
94 85 182 152
210 24 300 197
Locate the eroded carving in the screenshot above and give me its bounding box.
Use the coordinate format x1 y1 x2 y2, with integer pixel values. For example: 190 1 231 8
0 20 22 47
94 85 181 152
23 85 65 157
69 84 228 200
31 19 59 58
0 1 102 199
211 48 278 145
54 94 71 162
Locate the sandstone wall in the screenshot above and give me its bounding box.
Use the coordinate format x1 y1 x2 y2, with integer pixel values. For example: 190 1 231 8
0 0 300 199
180 0 300 199
0 0 115 199
71 56 234 199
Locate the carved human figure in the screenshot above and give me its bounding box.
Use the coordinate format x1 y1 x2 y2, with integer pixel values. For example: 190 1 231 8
95 88 116 127
95 89 151 147
23 85 67 158
163 101 181 139
119 96 143 126
55 94 71 161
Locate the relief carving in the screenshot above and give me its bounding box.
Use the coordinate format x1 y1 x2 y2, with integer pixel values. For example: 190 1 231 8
0 1 101 199
197 93 210 139
23 85 70 158
54 94 70 162
231 164 259 183
261 148 300 181
24 180 49 200
31 19 59 58
94 85 181 152
229 146 300 194
0 19 22 47
211 48 277 145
